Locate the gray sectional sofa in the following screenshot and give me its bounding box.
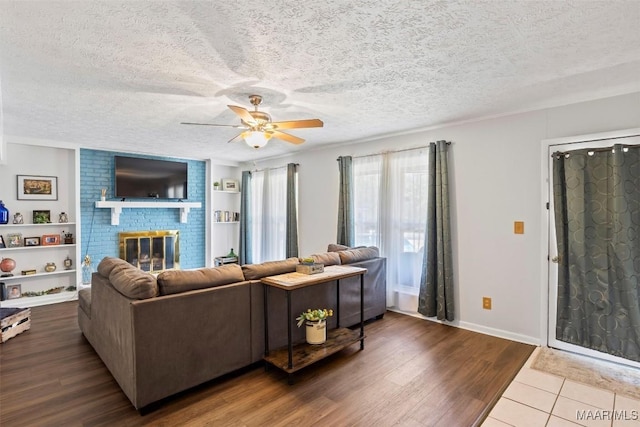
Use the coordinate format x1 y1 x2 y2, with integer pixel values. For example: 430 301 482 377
77 246 386 410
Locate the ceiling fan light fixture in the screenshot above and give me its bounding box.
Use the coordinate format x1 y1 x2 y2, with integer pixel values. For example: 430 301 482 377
244 131 271 149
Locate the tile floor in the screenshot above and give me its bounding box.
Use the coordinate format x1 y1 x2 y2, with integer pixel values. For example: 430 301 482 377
482 348 640 427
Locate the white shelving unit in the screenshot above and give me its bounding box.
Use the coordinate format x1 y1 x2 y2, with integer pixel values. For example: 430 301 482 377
211 189 240 261
1 222 79 308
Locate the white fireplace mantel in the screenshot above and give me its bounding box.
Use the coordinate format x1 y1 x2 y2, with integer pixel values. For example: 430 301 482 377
95 200 202 225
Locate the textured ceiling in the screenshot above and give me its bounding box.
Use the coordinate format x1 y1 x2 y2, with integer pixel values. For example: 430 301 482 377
0 1 639 163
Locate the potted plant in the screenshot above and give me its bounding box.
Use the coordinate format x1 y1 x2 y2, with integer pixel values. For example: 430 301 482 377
296 308 333 344
213 181 220 191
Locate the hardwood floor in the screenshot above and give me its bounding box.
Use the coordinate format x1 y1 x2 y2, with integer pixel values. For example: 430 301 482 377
0 302 533 426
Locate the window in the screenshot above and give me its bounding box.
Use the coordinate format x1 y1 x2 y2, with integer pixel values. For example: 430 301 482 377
249 167 287 263
353 149 429 305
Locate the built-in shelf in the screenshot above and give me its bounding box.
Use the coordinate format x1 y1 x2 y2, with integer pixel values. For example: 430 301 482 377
0 244 76 253
0 290 78 308
95 201 202 225
213 190 240 194
213 221 240 224
1 269 77 281
0 222 77 228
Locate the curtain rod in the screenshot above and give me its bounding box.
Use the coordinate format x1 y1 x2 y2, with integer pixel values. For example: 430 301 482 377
337 141 451 161
247 162 299 173
552 144 637 157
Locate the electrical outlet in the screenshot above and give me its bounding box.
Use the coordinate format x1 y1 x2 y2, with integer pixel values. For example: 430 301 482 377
483 297 492 310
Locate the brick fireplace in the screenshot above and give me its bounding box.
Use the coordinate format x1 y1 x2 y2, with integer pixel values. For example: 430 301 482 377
119 230 179 272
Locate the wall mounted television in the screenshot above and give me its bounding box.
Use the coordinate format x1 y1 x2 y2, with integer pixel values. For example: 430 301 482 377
115 156 188 200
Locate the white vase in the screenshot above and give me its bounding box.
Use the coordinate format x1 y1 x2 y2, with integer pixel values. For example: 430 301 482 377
305 320 327 345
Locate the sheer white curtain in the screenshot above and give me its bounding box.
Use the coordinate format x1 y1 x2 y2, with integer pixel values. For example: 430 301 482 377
249 166 287 263
353 149 429 311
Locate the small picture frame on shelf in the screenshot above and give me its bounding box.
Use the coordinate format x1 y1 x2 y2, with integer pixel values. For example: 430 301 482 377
41 234 60 246
33 210 51 224
0 235 5 249
222 179 239 192
24 236 41 247
7 233 22 248
17 175 58 200
7 284 22 299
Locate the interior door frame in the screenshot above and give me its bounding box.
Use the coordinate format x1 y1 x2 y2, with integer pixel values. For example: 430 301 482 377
540 127 640 366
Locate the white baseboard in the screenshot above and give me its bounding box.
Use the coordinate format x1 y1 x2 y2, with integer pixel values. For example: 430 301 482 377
386 307 541 346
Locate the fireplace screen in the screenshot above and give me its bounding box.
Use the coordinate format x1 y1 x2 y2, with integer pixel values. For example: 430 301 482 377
119 230 179 272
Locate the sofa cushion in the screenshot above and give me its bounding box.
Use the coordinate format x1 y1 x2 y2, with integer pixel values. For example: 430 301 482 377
78 287 91 318
338 246 380 264
309 252 342 266
156 264 245 296
327 243 350 252
241 257 299 280
97 256 132 278
109 263 159 299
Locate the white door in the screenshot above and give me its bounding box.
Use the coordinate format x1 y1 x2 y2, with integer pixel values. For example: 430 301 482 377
545 130 640 368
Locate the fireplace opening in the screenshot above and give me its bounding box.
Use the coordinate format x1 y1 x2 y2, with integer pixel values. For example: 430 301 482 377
119 230 179 272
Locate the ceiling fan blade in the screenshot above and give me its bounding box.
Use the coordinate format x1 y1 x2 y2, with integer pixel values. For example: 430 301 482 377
228 105 257 126
271 130 305 145
181 122 247 128
268 119 324 130
228 132 247 144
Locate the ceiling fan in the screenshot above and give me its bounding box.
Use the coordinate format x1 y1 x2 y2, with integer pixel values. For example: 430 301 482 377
181 95 323 148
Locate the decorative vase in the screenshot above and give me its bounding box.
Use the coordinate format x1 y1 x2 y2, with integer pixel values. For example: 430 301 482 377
0 200 8 225
305 320 327 345
1 258 16 275
45 262 57 272
82 258 93 286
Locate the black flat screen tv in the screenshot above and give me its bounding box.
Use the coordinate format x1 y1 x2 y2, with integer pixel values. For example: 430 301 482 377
115 156 188 199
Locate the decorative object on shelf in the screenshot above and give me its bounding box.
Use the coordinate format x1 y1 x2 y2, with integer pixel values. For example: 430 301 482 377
7 284 21 299
58 212 68 223
24 236 40 246
0 282 5 301
222 179 239 192
6 233 22 248
296 308 333 345
17 175 58 200
213 181 220 191
63 232 74 244
227 248 237 258
41 234 60 246
0 235 5 249
21 286 64 297
65 285 76 292
82 255 92 285
63 256 72 270
1 258 16 276
0 200 8 225
296 258 324 275
21 270 36 275
44 262 57 272
101 188 107 201
32 210 51 224
12 212 23 224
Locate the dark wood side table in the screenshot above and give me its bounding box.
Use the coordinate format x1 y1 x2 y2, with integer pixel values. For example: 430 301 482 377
261 265 367 383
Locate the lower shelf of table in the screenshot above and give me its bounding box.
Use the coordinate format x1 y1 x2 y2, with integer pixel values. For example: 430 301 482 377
263 327 364 374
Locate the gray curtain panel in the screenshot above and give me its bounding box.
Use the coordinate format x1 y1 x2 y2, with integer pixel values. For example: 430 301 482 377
553 144 640 362
286 163 299 258
418 141 454 321
238 170 252 265
337 156 354 246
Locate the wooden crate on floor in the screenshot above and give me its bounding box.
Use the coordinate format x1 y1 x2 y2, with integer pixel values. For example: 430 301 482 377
1 307 31 343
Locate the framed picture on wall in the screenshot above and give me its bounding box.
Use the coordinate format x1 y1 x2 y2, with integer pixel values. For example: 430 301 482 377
222 179 239 192
17 175 58 200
